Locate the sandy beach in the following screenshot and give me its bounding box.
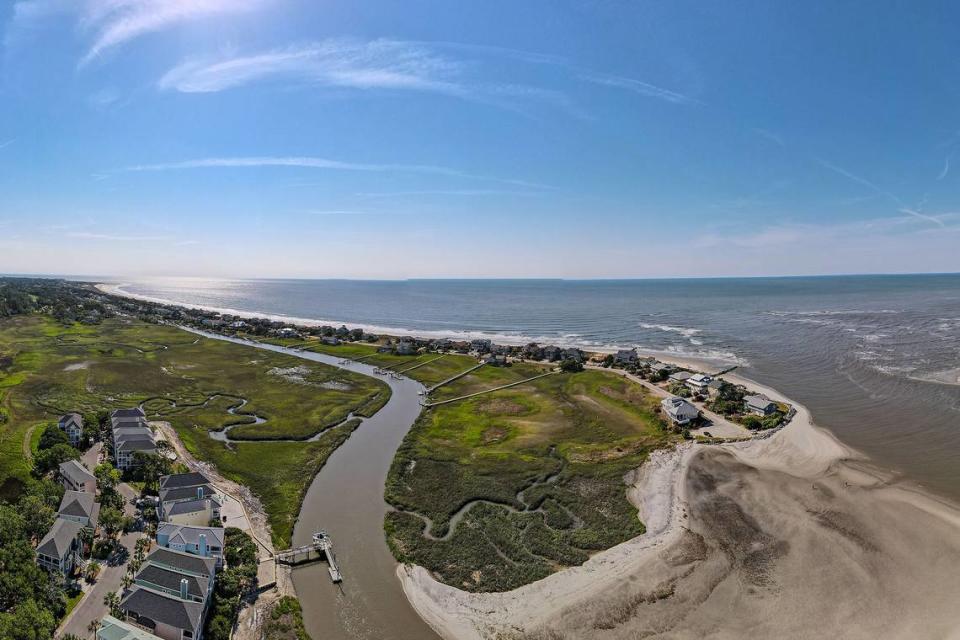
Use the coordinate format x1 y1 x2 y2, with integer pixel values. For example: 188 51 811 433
398 374 960 640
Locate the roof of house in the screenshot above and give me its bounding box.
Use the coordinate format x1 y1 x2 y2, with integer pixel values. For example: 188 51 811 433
115 438 157 453
59 460 96 487
157 523 225 549
135 564 209 601
111 408 146 419
36 517 83 558
688 374 712 384
159 472 210 491
661 396 699 418
95 615 160 640
145 547 217 578
745 394 776 409
58 413 83 428
58 490 97 519
160 485 216 504
669 370 693 381
119 586 204 635
113 427 153 441
165 497 220 518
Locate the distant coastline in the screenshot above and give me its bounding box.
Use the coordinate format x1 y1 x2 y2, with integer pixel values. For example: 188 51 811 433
96 282 740 367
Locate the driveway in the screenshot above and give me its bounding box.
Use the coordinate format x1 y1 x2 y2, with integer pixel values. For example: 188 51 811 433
57 480 142 639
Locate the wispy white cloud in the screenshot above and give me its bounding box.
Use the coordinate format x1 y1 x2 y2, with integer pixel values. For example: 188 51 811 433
753 128 785 147
155 38 593 119
0 139 14 150
899 208 947 228
68 231 168 241
937 156 950 181
815 158 903 206
357 189 541 198
117 155 554 190
158 39 464 95
80 0 266 66
7 0 267 64
579 72 698 105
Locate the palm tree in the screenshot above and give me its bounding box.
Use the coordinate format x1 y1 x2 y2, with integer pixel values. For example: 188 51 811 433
87 618 100 640
103 591 121 617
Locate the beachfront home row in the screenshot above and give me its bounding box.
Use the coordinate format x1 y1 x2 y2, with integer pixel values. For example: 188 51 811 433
112 547 217 640
59 459 97 493
112 408 157 470
158 473 222 527
661 396 700 426
58 412 84 446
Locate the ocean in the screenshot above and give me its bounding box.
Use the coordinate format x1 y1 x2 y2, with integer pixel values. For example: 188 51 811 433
108 274 960 501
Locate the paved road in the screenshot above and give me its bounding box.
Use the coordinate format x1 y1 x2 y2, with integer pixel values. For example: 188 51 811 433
57 480 142 639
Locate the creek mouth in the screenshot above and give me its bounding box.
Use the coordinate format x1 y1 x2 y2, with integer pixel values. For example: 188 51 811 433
179 328 440 640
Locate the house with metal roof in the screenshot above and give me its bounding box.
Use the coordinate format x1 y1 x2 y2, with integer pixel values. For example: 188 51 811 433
36 517 83 575
60 459 97 493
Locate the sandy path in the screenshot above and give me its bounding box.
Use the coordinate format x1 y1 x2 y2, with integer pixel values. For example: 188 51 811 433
398 375 960 640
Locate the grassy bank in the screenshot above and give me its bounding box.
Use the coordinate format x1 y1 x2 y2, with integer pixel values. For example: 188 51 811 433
0 315 389 546
385 366 679 592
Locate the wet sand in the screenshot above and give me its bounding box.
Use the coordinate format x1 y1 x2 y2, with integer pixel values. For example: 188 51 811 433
400 387 960 639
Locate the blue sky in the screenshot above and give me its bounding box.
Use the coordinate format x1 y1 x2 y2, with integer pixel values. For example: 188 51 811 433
1 0 959 278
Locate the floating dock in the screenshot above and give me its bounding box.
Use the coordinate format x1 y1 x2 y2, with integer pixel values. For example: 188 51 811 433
274 530 343 583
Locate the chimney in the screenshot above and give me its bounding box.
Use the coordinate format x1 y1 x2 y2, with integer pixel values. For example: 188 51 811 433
199 534 207 556
180 578 189 600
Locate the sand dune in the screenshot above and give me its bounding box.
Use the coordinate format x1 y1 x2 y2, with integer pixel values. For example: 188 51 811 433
399 381 960 640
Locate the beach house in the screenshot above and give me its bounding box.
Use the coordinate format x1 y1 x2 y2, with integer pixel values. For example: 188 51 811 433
117 547 216 640
685 373 713 394
660 397 700 425
58 413 84 446
57 490 100 530
59 460 97 494
159 473 222 526
112 408 157 470
36 518 84 576
745 394 778 416
156 523 225 567
668 370 693 384
614 349 638 365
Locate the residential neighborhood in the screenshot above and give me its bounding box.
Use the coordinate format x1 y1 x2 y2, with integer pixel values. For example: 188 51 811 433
21 404 258 640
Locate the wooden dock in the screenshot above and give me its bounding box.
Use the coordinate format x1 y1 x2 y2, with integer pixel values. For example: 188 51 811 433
274 531 342 583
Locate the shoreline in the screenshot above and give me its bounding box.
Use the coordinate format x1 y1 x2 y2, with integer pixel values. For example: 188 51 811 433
97 281 960 638
396 368 960 638
93 282 742 366
394 367 841 640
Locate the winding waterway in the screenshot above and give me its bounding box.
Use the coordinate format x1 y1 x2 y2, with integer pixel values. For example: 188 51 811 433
183 329 439 639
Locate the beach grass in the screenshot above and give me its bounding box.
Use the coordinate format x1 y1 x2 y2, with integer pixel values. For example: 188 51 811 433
385 366 679 592
0 315 389 546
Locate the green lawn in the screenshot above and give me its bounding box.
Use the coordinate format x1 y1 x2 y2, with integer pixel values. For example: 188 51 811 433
0 315 390 546
385 367 678 592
